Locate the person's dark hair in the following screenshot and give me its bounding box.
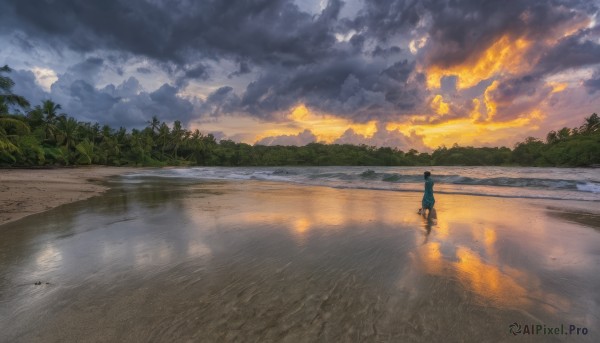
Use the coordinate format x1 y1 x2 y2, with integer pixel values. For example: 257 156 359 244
424 171 431 179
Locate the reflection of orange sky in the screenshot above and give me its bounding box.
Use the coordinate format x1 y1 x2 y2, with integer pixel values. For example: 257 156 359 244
417 241 572 312
186 185 419 243
414 196 570 313
182 184 580 315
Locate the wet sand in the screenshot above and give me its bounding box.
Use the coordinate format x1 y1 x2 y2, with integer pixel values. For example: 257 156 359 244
0 179 598 342
0 167 140 226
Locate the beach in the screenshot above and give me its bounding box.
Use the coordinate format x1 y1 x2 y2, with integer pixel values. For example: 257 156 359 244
0 167 139 226
0 168 599 342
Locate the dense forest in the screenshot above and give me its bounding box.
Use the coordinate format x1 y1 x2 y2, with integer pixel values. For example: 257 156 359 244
1 65 599 167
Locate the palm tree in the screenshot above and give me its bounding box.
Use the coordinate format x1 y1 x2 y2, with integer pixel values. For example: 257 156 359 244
580 113 599 134
75 139 95 165
79 122 101 144
28 100 65 143
170 120 184 158
557 127 571 140
0 116 30 161
546 130 558 144
56 116 80 151
40 100 63 123
157 122 170 157
0 65 30 112
147 115 161 135
187 129 206 163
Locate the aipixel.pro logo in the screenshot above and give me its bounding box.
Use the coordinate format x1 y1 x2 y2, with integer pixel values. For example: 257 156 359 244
509 322 589 336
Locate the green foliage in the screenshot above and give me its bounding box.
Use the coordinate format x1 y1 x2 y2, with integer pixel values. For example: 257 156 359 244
75 139 95 165
0 65 30 112
0 65 598 167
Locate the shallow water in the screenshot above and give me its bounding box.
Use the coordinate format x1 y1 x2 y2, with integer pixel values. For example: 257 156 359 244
0 178 599 342
125 166 600 201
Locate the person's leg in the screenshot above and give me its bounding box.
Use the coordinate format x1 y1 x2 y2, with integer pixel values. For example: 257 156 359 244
428 207 437 220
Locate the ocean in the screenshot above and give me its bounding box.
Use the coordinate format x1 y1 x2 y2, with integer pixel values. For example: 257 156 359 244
124 166 600 202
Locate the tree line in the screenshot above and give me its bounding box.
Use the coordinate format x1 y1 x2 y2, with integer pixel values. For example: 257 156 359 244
1 65 599 167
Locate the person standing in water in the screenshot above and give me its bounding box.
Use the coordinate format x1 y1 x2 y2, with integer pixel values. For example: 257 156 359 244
419 171 435 218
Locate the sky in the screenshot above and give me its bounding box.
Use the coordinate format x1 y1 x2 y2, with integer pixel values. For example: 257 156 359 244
1 0 599 151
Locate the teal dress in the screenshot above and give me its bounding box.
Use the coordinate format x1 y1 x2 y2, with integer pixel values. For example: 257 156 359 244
422 177 435 209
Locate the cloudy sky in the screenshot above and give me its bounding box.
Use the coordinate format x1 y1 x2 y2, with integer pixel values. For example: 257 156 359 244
1 0 599 150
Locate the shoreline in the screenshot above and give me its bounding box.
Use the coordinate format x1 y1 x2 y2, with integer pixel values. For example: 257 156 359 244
2 165 599 227
0 166 141 226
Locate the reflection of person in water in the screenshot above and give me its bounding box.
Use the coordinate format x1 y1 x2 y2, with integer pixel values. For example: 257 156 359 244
422 218 433 244
418 171 436 219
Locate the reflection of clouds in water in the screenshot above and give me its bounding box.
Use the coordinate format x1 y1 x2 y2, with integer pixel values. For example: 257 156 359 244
187 240 211 258
132 240 174 269
413 199 577 314
292 218 311 245
34 243 63 276
184 184 424 246
414 231 571 313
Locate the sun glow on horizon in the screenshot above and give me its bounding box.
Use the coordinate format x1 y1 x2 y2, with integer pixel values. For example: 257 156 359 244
253 104 378 143
386 109 544 148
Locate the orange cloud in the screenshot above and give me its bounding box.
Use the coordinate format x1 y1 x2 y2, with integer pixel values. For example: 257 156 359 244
255 104 378 143
483 80 500 120
431 94 450 115
386 108 544 148
425 35 532 90
549 82 568 94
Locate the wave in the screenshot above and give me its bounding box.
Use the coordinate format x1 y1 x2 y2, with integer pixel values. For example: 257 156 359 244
576 182 600 194
122 167 600 201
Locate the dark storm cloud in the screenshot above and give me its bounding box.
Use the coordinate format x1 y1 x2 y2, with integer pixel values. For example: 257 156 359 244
0 0 343 67
348 0 423 41
77 80 196 127
490 75 540 104
483 75 555 122
584 70 600 94
371 46 402 58
228 60 252 78
198 86 242 117
11 65 197 128
533 28 600 76
68 57 105 82
0 0 172 60
174 63 210 87
228 55 426 122
416 0 595 69
1 0 365 121
1 0 598 126
9 70 50 110
484 26 600 119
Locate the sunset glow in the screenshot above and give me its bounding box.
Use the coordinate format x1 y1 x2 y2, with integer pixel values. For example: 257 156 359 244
425 35 532 90
1 0 598 151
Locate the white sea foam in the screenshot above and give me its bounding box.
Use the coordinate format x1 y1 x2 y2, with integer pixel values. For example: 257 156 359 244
121 166 600 202
576 182 600 193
